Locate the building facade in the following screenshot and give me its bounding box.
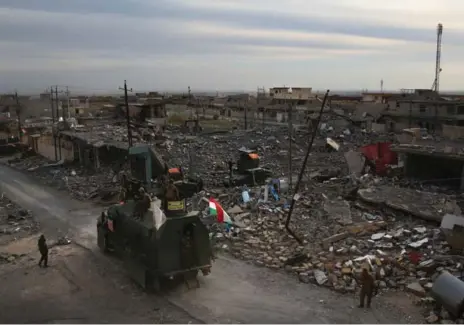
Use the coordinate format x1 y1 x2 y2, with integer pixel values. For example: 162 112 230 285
381 90 464 133
269 87 314 104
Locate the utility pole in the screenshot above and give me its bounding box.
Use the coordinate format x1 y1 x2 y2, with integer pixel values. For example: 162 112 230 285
119 80 133 148
55 86 60 121
244 100 248 130
262 86 265 127
188 86 192 119
14 92 21 139
50 86 58 161
65 86 70 121
288 101 293 193
55 86 62 160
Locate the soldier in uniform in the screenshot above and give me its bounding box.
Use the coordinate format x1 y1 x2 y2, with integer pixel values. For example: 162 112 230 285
38 234 49 268
165 179 180 201
118 172 129 202
133 187 151 219
359 267 375 308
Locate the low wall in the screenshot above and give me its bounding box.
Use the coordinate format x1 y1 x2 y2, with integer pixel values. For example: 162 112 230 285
443 125 464 140
36 134 74 162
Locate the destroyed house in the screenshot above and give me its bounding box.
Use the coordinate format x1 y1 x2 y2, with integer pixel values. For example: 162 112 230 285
59 130 128 168
117 102 167 122
382 98 464 134
391 142 464 190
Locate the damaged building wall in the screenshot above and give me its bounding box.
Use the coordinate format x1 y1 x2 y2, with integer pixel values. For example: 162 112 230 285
36 134 74 162
442 125 464 140
371 123 386 133
97 145 127 167
404 153 464 189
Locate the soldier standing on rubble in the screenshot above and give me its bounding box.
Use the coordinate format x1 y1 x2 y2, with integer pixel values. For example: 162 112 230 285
38 234 48 268
358 267 375 308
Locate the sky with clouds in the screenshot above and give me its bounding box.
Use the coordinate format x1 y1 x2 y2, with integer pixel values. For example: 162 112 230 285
0 0 462 93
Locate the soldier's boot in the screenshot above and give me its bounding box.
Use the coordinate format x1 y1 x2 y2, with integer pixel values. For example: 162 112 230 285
358 290 366 308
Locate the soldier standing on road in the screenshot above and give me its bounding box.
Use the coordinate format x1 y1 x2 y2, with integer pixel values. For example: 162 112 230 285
38 234 48 268
358 268 375 308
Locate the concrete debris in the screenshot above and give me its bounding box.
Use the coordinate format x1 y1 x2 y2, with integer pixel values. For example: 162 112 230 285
406 282 426 297
314 270 328 285
426 314 439 324
0 193 38 245
358 186 461 223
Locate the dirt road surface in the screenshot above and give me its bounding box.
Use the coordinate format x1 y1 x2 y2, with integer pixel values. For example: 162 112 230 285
0 240 196 324
0 163 424 324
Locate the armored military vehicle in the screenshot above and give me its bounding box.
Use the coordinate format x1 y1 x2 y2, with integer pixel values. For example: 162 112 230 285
97 197 213 292
99 144 211 291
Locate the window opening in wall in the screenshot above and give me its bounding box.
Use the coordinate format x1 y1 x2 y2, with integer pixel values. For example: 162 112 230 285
396 101 400 108
447 106 456 115
458 106 464 115
419 104 426 113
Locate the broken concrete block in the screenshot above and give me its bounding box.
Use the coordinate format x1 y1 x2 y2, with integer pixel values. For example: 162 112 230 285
406 282 426 297
227 205 243 214
323 199 352 225
298 272 310 284
371 232 385 240
322 232 349 249
426 314 439 324
314 270 328 285
341 268 352 275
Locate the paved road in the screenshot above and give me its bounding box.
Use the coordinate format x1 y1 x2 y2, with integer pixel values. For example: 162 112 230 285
0 163 422 324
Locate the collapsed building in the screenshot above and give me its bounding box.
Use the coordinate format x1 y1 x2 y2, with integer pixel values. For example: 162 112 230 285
392 141 464 190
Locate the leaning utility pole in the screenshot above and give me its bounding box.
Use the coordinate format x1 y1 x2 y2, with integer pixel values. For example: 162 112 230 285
119 80 133 148
14 92 21 138
284 90 330 245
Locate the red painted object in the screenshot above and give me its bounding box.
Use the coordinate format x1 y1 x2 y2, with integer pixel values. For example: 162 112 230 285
360 142 398 176
408 251 422 264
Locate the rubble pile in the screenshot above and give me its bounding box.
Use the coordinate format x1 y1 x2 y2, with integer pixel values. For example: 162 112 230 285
7 123 397 201
65 122 166 146
160 125 391 187
0 194 38 245
9 155 122 202
202 182 464 303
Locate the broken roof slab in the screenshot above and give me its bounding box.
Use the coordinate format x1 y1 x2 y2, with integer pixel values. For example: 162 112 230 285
358 185 461 223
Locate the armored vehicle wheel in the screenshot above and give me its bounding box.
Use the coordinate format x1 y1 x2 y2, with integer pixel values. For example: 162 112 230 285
101 234 110 253
145 271 161 293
